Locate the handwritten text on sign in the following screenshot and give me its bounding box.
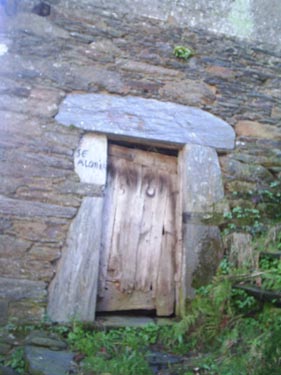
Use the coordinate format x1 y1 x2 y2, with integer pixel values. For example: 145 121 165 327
74 134 107 186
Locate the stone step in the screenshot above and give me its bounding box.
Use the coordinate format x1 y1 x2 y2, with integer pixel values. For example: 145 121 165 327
95 314 176 328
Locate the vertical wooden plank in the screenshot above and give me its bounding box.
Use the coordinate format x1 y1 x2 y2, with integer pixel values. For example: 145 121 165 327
155 176 177 316
48 197 103 322
109 159 143 293
98 165 117 298
175 151 184 316
135 167 168 295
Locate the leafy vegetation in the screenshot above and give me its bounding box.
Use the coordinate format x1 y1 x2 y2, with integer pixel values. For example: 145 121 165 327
222 181 281 236
67 323 161 375
0 347 26 374
173 45 194 60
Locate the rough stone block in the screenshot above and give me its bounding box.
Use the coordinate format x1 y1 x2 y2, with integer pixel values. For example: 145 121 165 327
159 79 215 106
8 301 45 323
220 157 274 182
28 245 61 262
0 235 31 257
235 121 281 140
0 278 47 302
10 219 68 243
0 195 77 218
0 258 55 281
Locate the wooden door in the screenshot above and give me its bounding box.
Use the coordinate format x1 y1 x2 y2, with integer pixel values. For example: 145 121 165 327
97 144 179 316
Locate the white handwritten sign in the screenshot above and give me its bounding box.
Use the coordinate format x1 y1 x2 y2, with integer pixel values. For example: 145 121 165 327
74 134 107 186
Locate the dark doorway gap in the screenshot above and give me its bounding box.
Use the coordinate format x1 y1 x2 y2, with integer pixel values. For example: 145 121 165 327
108 139 179 157
96 309 175 318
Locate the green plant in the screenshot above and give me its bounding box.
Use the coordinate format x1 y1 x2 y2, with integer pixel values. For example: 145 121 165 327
172 249 281 374
2 347 26 374
259 256 281 291
223 206 262 235
173 45 194 60
67 323 157 375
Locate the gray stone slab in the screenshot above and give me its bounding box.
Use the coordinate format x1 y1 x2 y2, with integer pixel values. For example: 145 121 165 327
25 346 74 375
55 94 235 151
48 197 104 322
0 195 77 218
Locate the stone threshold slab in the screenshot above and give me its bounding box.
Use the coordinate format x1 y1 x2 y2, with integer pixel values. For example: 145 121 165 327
95 315 175 328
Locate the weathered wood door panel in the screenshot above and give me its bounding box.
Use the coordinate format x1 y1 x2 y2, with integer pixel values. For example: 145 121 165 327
97 145 179 316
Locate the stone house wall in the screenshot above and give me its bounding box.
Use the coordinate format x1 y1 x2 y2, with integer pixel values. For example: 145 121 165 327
0 2 280 323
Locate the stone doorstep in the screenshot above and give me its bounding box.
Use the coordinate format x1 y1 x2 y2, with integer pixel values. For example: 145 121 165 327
95 314 175 328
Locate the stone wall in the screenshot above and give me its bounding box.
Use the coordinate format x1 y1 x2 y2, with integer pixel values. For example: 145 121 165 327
14 0 281 47
0 2 280 323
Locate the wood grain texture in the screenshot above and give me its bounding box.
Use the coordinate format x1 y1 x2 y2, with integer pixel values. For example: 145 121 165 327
48 197 104 322
97 145 179 316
